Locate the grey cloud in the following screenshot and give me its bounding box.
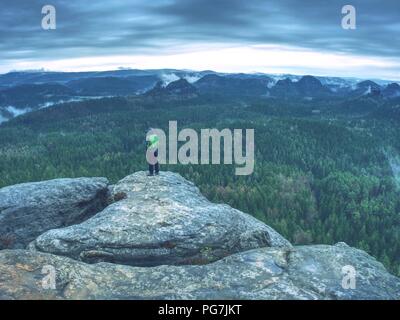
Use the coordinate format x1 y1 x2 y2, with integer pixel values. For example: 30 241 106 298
0 0 399 66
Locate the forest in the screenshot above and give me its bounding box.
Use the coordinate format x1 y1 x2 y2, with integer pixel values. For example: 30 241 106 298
0 94 399 276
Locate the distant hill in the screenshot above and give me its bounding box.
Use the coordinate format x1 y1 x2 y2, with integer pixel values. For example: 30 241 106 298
0 83 75 108
270 76 331 99
194 74 273 96
382 83 400 98
146 79 198 98
66 76 158 96
0 68 399 123
351 80 382 97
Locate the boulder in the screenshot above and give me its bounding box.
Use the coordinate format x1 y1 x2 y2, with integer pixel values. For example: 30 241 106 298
0 178 109 249
31 171 290 266
1 244 399 300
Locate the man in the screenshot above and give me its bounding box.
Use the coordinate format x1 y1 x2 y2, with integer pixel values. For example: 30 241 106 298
146 128 160 176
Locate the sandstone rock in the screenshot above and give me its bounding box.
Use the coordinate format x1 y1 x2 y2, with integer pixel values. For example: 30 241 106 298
0 178 109 249
1 171 399 300
31 171 291 266
1 244 399 300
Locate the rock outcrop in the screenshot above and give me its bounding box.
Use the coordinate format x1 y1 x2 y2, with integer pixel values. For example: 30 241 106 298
145 79 198 98
30 172 290 266
0 178 109 249
270 76 331 98
0 171 399 300
1 243 399 300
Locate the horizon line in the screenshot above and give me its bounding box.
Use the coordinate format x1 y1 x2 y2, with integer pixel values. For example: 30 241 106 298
1 67 399 84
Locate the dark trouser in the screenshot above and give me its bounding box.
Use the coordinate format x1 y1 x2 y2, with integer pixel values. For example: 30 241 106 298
148 149 159 175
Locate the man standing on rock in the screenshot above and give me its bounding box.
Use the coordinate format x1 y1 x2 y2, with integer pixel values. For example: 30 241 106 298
146 128 160 176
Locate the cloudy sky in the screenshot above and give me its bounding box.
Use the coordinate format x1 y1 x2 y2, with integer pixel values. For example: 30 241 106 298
1 0 399 79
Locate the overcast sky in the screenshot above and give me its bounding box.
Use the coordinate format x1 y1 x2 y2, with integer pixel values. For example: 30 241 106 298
1 0 399 79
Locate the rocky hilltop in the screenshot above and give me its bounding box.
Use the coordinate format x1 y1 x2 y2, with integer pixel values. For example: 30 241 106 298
0 172 399 300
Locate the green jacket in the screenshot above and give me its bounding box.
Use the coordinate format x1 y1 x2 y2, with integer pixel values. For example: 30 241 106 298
147 134 159 149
